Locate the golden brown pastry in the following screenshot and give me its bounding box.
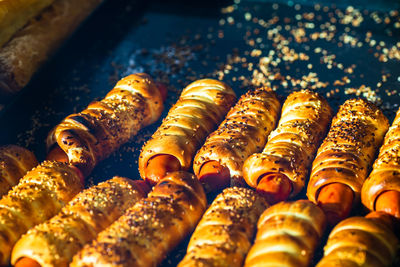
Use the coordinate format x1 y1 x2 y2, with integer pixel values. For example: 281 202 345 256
244 200 326 267
243 90 332 204
307 99 389 225
362 107 400 218
316 212 399 267
192 87 281 192
70 171 207 267
0 145 38 197
139 79 237 185
0 0 55 48
0 0 103 97
0 161 82 265
11 176 149 267
178 187 268 267
46 73 165 177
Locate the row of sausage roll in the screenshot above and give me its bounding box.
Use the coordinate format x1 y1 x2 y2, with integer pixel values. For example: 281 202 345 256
138 80 400 225
0 73 166 265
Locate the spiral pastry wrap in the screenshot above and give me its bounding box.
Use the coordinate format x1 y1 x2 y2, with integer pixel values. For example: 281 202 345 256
178 187 268 267
0 145 38 197
11 177 147 267
243 90 332 197
244 200 326 267
139 79 236 184
316 215 399 267
193 87 280 188
0 161 82 265
362 107 400 211
46 73 164 176
307 99 389 203
71 171 207 267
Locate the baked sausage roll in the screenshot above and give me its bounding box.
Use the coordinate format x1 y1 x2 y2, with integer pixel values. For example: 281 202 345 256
11 176 148 267
307 99 388 207
0 161 82 265
362 107 400 217
71 171 207 267
0 145 38 197
244 200 326 267
193 87 281 192
316 212 399 267
178 187 268 267
243 90 332 203
139 79 237 185
46 73 164 177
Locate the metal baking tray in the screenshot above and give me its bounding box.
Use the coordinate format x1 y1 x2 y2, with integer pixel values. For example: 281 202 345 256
0 0 399 265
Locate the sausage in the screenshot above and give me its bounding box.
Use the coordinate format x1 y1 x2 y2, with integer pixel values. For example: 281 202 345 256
0 145 38 197
308 99 389 226
0 161 82 265
139 79 236 185
46 73 165 177
243 90 332 203
71 171 207 267
362 107 400 219
244 200 326 267
316 212 399 267
11 177 148 267
178 187 268 267
193 87 281 192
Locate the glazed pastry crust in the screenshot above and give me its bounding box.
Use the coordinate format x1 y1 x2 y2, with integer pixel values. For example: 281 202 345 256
71 171 207 267
0 0 103 96
11 176 147 267
362 107 400 211
0 161 82 265
244 200 326 267
243 90 332 197
307 99 389 203
178 187 268 267
193 87 281 187
139 79 236 182
46 73 164 176
0 145 38 197
316 216 399 267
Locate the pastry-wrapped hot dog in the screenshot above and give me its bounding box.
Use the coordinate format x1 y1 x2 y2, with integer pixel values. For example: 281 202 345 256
71 171 207 267
243 90 332 204
11 177 149 267
316 212 399 267
0 145 38 197
307 99 389 225
244 200 326 267
0 161 82 265
178 187 268 267
193 87 281 192
362 107 400 218
46 73 165 177
139 79 236 185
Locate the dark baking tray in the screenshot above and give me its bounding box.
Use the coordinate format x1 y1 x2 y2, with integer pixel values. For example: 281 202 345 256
0 0 399 266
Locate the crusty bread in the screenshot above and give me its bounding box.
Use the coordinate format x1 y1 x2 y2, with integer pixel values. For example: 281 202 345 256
0 0 103 96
